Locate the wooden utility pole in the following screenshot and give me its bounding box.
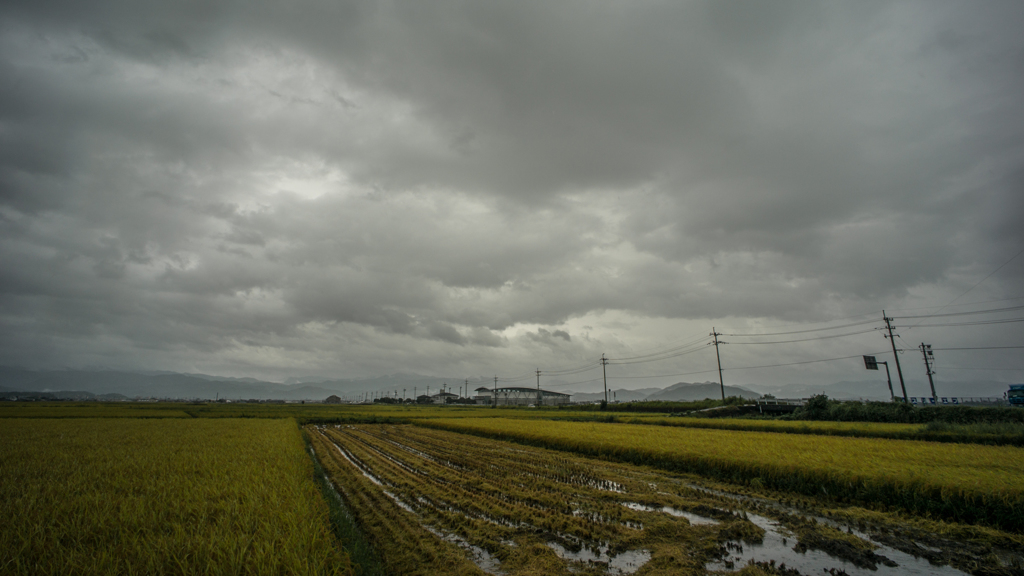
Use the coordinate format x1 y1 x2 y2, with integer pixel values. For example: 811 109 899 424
711 328 725 401
536 369 542 404
601 354 608 403
883 311 908 401
920 343 937 401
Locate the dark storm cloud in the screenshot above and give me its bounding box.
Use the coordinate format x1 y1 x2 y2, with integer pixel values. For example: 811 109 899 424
1 1 1022 382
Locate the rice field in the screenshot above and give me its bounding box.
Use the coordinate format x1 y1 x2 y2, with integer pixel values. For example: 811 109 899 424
421 417 1024 531
0 418 351 575
4 401 1024 574
308 423 1024 576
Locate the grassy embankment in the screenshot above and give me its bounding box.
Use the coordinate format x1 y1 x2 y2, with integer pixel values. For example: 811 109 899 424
0 418 351 575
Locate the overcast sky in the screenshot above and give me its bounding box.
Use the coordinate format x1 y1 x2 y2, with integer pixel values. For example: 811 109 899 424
1 1 1022 394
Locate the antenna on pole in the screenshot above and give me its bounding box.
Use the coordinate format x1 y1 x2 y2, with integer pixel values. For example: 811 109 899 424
710 328 726 401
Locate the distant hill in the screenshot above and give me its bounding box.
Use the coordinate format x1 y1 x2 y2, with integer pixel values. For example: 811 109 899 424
0 389 128 401
644 381 759 401
571 388 662 403
3 366 1013 403
0 367 484 401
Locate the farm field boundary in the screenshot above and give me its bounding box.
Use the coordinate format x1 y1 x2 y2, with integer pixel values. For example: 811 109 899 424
609 416 1024 447
6 401 1022 446
419 417 1024 533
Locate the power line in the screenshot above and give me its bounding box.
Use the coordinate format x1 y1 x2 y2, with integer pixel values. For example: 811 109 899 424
609 333 711 361
892 304 1024 319
943 246 1024 308
722 351 892 372
726 328 878 345
723 318 879 337
543 377 604 390
894 317 1024 328
607 343 710 365
931 346 1024 351
606 368 721 380
940 366 1024 371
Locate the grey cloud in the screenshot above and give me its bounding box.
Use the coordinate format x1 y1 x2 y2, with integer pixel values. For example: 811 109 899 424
0 1 1021 383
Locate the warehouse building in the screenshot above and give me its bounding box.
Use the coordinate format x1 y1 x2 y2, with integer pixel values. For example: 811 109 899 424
473 386 571 406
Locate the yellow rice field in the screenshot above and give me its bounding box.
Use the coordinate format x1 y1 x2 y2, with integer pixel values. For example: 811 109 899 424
0 418 351 575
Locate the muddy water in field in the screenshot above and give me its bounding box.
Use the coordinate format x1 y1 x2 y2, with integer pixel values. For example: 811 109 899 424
622 502 720 525
314 425 1023 576
706 512 969 576
422 524 506 575
547 541 651 575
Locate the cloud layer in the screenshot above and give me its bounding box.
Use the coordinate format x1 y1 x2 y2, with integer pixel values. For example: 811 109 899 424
2 1 1022 388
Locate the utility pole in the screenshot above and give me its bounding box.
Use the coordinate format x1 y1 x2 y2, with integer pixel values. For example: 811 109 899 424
883 311 908 402
536 369 542 405
920 343 937 401
601 354 609 403
465 378 469 400
710 328 726 401
493 376 498 407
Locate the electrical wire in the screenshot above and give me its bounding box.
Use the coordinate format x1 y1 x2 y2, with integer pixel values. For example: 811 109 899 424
609 333 711 361
542 377 604 389
931 346 1024 351
606 368 721 380
721 351 891 372
894 317 1024 328
726 328 878 345
892 305 1024 319
723 318 879 337
940 367 1024 371
607 343 711 365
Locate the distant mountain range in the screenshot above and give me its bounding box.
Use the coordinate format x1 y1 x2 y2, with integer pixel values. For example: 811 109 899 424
1 366 1015 402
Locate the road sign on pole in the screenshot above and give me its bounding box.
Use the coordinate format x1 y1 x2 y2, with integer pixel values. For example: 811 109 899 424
863 355 878 370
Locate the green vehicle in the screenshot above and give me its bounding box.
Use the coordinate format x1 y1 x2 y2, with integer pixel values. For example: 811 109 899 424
1009 384 1024 407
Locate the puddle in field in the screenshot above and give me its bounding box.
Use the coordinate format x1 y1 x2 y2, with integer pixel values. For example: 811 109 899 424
548 542 651 575
324 436 387 486
621 502 719 525
708 513 969 576
424 525 505 575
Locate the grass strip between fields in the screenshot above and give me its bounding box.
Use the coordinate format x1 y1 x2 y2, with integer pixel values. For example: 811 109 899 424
302 429 387 576
611 416 1024 446
419 417 1024 533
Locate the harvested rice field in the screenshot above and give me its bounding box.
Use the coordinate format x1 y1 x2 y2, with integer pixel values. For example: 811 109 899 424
308 423 1024 576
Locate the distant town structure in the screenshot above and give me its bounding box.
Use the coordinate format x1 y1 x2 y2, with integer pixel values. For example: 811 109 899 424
474 386 571 406
430 391 459 404
324 395 341 404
